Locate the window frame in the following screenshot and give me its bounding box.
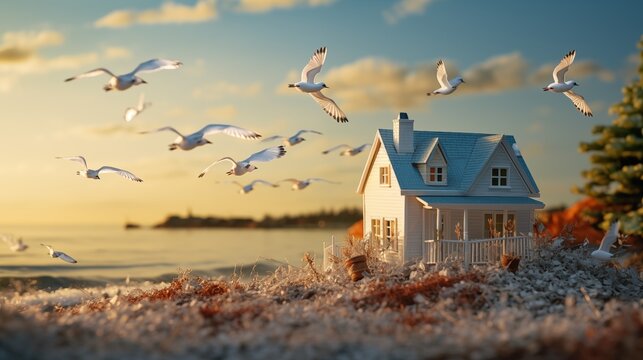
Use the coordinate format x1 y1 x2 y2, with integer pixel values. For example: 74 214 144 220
371 218 382 246
383 218 398 252
428 166 447 185
490 166 510 188
379 165 391 187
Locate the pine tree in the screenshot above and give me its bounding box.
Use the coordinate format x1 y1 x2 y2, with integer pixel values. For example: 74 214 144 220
575 36 643 239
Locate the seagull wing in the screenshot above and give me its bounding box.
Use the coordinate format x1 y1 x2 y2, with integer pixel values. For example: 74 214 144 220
139 126 183 137
198 157 236 178
293 129 322 138
137 93 146 110
309 91 348 123
97 166 143 182
355 143 372 152
261 135 285 143
563 90 593 117
57 251 78 264
65 68 116 82
56 156 88 169
1 234 15 247
250 179 279 187
40 243 54 255
308 178 340 184
245 146 287 163
553 50 576 83
322 144 350 154
301 47 327 83
198 124 261 140
124 107 139 122
131 58 182 75
279 178 299 184
598 221 619 253
436 60 450 88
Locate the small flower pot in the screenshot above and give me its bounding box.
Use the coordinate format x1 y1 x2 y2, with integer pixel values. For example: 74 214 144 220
501 254 520 273
344 255 369 282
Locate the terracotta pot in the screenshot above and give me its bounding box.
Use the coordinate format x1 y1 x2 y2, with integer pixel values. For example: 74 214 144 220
501 254 520 273
344 255 369 282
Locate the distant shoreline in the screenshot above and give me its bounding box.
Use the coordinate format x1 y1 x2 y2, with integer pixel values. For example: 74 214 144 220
136 208 362 230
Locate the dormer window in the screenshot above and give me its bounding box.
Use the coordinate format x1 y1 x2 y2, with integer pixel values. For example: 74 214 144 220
428 166 446 184
491 167 509 187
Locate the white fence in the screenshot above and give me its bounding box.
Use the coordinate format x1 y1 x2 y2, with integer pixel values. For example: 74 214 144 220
425 236 533 267
322 237 342 271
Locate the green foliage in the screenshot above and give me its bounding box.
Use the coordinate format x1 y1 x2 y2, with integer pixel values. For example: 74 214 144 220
574 36 643 239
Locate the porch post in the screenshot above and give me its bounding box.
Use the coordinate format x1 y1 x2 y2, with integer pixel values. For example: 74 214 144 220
436 208 441 263
463 208 470 269
502 209 508 255
422 208 427 263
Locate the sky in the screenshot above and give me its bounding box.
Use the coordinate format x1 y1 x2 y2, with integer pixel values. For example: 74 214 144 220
0 0 641 225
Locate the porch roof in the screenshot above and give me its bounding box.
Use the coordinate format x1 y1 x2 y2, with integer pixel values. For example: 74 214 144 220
416 195 545 209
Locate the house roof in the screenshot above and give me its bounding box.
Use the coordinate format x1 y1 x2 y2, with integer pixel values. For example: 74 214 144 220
357 128 540 196
416 196 545 209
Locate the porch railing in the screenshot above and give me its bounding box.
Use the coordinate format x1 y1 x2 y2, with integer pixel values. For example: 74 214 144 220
425 235 533 267
322 236 342 271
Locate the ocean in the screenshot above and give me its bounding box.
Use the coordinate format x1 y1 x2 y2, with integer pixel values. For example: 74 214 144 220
0 225 344 288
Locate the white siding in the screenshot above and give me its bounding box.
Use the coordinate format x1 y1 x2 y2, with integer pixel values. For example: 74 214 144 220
404 197 423 262
469 146 530 196
467 210 485 239
516 209 533 235
362 144 405 262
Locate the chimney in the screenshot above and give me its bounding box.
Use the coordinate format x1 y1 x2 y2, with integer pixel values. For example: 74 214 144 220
393 112 414 153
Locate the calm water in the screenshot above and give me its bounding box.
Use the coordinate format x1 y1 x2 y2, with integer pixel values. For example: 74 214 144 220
0 225 343 283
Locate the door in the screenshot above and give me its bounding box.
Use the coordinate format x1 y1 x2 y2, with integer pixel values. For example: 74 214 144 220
484 212 516 238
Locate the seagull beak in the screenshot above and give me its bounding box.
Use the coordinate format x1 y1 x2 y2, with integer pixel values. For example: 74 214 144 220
141 80 148 84
323 84 329 88
206 139 212 144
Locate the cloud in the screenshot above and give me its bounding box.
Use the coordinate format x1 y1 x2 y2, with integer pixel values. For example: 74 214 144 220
95 0 218 28
383 0 434 24
104 46 131 59
460 52 529 94
0 30 97 92
235 0 334 13
206 105 238 120
530 60 614 84
193 81 262 100
0 30 63 63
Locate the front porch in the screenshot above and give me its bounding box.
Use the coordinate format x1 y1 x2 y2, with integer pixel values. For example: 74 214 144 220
417 196 544 267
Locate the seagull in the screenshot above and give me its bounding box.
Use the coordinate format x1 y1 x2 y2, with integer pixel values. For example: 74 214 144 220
140 124 261 151
288 47 348 123
591 221 620 261
220 180 279 194
322 143 371 156
280 178 340 191
427 60 464 96
65 58 182 92
262 130 322 146
543 50 593 117
1 234 28 252
40 244 77 264
56 156 143 182
124 93 151 122
198 146 286 177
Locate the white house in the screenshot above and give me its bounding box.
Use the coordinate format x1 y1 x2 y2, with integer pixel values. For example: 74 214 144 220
356 113 544 265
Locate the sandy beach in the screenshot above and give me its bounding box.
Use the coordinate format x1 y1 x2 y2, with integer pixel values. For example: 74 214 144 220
1 244 641 360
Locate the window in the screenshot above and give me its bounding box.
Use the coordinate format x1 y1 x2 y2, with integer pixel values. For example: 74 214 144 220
484 212 516 238
428 166 446 184
491 167 509 187
371 219 381 246
379 166 390 186
383 219 397 251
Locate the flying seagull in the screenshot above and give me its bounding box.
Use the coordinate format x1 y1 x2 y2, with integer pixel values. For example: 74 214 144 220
198 146 286 177
427 60 464 96
65 58 182 92
543 50 593 116
288 47 348 123
280 178 340 191
322 143 371 156
124 93 151 122
40 244 77 264
1 234 28 252
56 156 143 182
140 124 261 151
221 180 279 194
262 130 322 146
590 221 620 261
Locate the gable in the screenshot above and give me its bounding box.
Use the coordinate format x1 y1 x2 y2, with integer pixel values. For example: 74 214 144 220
467 144 531 196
